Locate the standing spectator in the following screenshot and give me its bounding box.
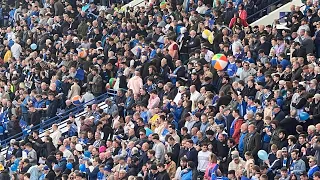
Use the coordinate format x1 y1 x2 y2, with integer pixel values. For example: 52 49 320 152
152 134 166 164
50 124 61 148
244 124 261 162
25 143 37 165
90 68 103 97
67 78 80 100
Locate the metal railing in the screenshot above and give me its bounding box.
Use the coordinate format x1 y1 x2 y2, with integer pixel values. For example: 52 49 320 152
0 90 117 147
247 0 286 23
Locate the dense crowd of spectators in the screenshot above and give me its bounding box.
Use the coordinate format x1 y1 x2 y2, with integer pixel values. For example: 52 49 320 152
1 0 320 180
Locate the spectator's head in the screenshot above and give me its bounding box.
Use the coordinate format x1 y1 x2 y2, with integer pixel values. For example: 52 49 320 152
23 173 30 180
314 171 320 180
227 138 236 148
150 164 158 174
25 143 32 151
300 172 308 180
244 151 253 160
240 123 248 133
185 139 194 148
298 134 307 145
308 125 316 135
55 151 63 161
147 149 155 159
248 124 256 133
227 170 236 179
291 149 300 160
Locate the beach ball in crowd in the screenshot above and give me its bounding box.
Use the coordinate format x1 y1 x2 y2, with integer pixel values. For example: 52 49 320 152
160 1 166 9
202 29 211 39
10 164 18 172
14 159 20 165
208 33 214 44
30 43 37 50
79 164 86 172
66 163 73 170
78 48 87 59
258 150 268 161
299 112 309 121
72 95 82 106
211 54 228 70
109 78 116 88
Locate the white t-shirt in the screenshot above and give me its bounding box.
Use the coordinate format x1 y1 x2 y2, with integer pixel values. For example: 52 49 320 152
11 43 22 59
197 150 211 172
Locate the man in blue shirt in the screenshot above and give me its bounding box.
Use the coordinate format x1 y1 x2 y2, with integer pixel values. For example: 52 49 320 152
227 55 237 77
278 53 291 70
238 123 248 157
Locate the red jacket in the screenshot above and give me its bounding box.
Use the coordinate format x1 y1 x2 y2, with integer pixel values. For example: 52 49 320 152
232 118 244 144
239 10 247 20
229 18 248 29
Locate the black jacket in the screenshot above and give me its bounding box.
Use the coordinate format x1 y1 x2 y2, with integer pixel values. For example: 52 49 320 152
186 147 198 167
127 164 139 177
257 42 271 55
47 99 59 118
216 140 229 159
244 131 261 156
187 36 201 52
156 171 170 180
279 117 299 135
30 111 41 126
7 120 22 137
291 67 303 81
274 111 286 122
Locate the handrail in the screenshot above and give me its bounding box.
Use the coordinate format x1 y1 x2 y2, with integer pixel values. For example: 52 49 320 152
271 4 306 28
247 0 284 21
0 90 117 146
277 4 306 21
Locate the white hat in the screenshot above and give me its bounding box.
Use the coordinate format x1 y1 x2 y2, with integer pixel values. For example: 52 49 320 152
314 94 320 99
75 144 83 152
10 139 16 144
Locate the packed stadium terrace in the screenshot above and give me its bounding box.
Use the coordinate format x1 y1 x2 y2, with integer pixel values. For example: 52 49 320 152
1 0 320 179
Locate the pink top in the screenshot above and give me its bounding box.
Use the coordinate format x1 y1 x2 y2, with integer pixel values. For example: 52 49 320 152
204 163 217 180
127 76 143 95
147 96 160 109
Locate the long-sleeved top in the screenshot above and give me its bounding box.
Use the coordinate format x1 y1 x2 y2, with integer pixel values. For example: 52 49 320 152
147 96 160 110
50 130 62 148
152 142 165 163
27 149 38 165
91 74 103 95
186 147 198 167
86 166 100 180
244 132 261 156
68 83 81 99
127 76 143 95
228 158 246 172
47 99 58 118
240 68 256 83
290 159 306 175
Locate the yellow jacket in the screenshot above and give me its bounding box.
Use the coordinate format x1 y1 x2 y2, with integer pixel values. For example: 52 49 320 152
4 50 12 63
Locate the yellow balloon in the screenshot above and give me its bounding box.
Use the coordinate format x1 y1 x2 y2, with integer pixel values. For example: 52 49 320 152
202 29 211 39
208 33 214 44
